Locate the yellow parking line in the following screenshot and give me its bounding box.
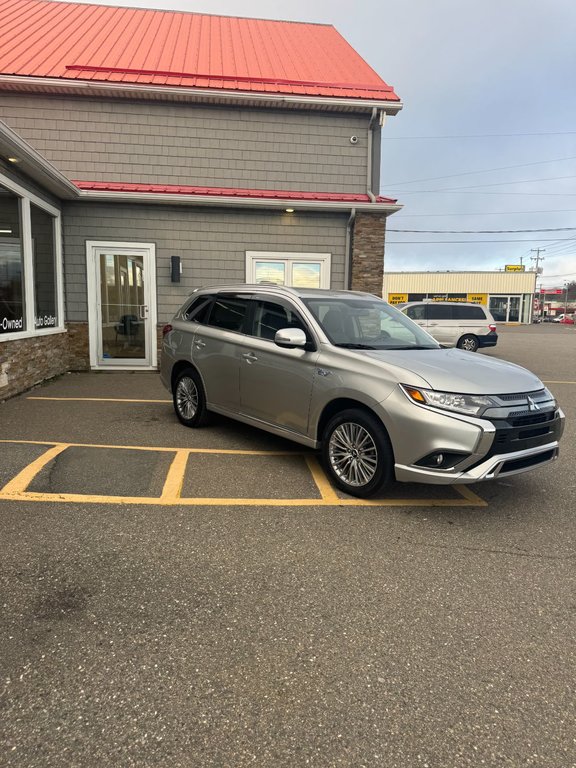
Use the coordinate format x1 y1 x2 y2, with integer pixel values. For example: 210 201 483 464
1 443 68 494
0 490 485 507
161 450 189 501
26 396 172 403
0 439 293 456
305 455 340 502
0 439 487 507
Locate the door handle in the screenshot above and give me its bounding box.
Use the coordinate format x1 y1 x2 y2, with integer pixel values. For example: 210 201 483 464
242 352 258 363
139 304 148 320
194 339 206 349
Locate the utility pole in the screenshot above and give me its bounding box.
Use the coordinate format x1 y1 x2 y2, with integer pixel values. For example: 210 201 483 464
530 248 545 273
530 249 545 323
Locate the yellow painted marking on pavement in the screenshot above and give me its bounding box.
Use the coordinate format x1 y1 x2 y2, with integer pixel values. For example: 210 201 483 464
542 380 576 385
161 450 189 501
26 396 172 403
453 484 487 505
305 455 339 502
1 444 68 494
0 439 293 456
0 439 487 508
0 491 484 507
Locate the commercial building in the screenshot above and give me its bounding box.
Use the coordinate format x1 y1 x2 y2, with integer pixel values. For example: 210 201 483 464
383 271 538 323
0 0 403 399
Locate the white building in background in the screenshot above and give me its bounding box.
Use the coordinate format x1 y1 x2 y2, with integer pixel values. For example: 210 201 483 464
383 271 538 323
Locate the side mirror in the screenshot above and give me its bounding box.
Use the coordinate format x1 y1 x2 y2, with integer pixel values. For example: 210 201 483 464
275 327 308 348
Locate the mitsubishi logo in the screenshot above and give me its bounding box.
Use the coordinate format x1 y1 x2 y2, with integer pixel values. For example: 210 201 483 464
527 396 540 411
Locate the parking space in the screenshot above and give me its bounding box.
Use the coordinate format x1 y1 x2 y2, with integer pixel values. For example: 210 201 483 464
0 436 484 507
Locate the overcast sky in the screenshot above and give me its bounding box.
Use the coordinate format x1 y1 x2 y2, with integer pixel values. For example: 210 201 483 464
80 0 576 287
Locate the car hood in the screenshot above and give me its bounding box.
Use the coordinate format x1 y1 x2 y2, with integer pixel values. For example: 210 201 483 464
358 347 543 395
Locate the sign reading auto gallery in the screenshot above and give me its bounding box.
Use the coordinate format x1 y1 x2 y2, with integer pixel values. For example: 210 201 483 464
35 314 57 328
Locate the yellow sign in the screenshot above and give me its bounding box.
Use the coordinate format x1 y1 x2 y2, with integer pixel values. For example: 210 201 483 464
388 293 408 305
505 265 525 272
467 294 487 305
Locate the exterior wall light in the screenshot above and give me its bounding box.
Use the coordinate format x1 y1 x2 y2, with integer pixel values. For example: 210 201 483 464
285 208 294 213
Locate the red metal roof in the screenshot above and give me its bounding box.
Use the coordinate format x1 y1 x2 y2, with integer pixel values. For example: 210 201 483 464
73 180 398 204
0 0 400 102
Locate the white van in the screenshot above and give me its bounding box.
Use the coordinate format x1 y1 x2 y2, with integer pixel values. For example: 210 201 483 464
399 301 498 352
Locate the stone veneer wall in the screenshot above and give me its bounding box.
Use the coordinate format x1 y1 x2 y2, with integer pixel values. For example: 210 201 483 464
350 212 387 295
0 325 92 401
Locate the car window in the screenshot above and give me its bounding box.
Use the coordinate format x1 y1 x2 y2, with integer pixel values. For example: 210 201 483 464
183 295 213 323
428 304 452 320
304 297 439 349
452 305 486 320
206 297 249 332
406 305 426 321
252 300 310 341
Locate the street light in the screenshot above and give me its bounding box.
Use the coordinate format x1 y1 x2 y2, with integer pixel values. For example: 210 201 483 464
564 281 569 316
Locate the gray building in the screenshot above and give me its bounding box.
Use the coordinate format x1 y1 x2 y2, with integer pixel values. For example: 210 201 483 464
0 0 403 399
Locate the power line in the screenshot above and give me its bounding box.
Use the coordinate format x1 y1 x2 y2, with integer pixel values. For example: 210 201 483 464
387 238 576 244
387 156 576 187
382 131 576 140
387 227 576 234
388 175 576 194
393 209 576 218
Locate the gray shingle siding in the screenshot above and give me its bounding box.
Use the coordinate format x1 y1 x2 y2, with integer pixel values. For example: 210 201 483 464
62 202 348 323
1 96 370 193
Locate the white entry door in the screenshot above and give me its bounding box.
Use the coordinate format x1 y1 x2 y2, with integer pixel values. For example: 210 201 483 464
86 241 157 369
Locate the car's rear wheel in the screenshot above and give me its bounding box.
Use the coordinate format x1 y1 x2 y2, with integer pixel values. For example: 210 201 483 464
322 409 394 498
173 367 209 427
457 334 479 352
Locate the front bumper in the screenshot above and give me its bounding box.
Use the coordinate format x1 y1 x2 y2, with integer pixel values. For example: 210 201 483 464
379 385 565 485
395 439 561 484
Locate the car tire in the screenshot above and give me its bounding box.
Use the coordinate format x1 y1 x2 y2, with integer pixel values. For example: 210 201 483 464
457 334 479 352
322 409 394 498
173 367 210 427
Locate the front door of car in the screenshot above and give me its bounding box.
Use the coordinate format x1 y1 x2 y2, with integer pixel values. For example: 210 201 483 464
238 300 319 436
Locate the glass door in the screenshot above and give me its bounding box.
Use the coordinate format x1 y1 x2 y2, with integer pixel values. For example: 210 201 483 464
87 242 157 369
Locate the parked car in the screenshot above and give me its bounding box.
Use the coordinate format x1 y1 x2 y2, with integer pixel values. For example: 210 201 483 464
553 314 575 324
398 300 497 352
161 285 564 498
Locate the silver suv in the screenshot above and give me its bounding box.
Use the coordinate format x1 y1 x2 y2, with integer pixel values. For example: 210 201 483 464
161 285 565 498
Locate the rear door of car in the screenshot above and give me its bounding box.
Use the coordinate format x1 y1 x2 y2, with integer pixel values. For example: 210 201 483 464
426 303 456 345
191 294 251 411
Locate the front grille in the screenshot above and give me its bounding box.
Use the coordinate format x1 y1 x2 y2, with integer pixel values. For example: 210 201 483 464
500 450 556 474
509 411 556 427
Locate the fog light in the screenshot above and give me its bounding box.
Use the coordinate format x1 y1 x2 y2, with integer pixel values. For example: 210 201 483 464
415 451 470 469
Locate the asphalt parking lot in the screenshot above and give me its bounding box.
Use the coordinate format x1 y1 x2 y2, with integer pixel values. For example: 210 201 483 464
1 323 575 767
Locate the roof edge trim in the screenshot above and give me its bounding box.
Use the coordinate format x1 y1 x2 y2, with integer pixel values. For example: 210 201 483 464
0 76 404 113
0 120 79 198
75 188 403 213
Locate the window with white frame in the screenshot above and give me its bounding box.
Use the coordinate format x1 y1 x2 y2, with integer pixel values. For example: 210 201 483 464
0 177 63 337
246 252 331 289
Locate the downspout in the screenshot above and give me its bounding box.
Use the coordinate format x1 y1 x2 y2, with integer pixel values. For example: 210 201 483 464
366 107 378 203
344 207 356 290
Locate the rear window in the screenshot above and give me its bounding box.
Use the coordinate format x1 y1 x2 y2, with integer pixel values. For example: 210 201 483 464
207 297 249 332
452 305 486 320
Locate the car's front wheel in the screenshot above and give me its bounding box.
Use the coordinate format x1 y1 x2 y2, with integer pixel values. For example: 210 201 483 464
457 334 479 352
173 367 209 427
321 409 394 498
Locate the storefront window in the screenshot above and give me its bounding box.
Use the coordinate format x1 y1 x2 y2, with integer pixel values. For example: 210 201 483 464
0 186 25 334
31 203 58 329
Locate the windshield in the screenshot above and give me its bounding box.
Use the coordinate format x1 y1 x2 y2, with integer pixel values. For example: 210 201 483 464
304 296 440 350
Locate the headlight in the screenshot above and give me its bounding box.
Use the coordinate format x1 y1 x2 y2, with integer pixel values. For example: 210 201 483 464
401 384 497 417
